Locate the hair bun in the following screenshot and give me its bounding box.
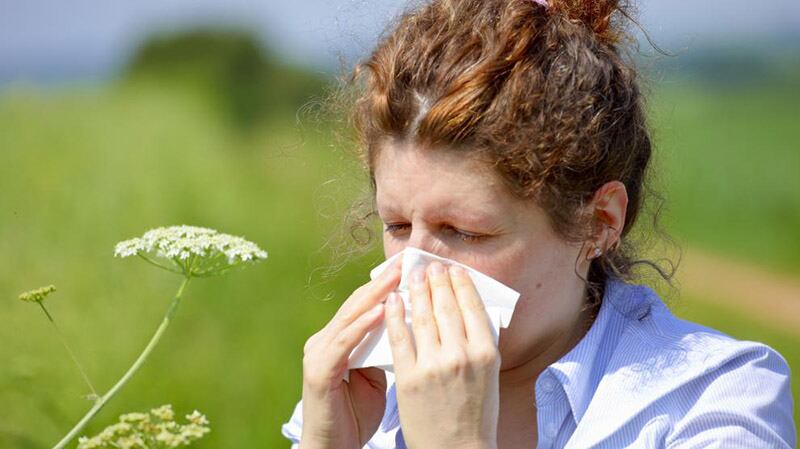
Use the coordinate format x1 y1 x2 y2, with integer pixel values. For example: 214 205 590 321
550 0 629 45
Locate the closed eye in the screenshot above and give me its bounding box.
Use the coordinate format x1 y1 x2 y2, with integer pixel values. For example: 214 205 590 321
383 223 486 243
384 223 410 234
445 225 486 243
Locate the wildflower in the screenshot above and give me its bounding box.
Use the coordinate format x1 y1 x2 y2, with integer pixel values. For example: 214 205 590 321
18 285 56 303
48 225 261 449
186 410 209 426
114 225 267 277
151 404 175 421
78 404 210 449
120 412 149 424
18 284 99 398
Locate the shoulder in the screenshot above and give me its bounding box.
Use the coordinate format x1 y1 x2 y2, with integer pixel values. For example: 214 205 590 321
602 279 791 380
584 280 796 447
653 312 795 447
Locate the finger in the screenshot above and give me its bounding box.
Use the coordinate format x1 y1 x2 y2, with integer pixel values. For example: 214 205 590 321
323 302 386 368
384 292 415 372
328 257 401 334
409 266 440 356
427 261 466 346
447 264 495 343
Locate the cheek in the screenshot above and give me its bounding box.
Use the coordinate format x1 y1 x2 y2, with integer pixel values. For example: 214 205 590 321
489 242 582 324
383 237 404 260
461 242 545 290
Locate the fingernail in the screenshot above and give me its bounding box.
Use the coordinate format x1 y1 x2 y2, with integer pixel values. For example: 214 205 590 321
411 268 425 286
448 265 465 277
429 261 444 277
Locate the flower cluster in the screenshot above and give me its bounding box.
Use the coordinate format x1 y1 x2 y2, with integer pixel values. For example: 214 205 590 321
114 225 267 277
77 404 210 449
18 285 56 303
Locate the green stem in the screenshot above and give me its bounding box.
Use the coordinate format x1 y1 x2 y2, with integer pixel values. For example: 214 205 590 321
39 303 99 397
52 276 191 449
137 254 183 275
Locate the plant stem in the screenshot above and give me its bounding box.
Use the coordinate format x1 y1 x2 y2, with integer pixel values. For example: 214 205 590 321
137 254 183 275
52 276 191 449
39 303 98 397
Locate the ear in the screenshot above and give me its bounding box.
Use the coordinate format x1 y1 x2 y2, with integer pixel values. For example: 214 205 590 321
585 181 628 259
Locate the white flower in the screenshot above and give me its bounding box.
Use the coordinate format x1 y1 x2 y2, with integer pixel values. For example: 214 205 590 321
114 225 267 277
185 410 209 426
151 404 175 421
78 404 210 449
120 412 149 423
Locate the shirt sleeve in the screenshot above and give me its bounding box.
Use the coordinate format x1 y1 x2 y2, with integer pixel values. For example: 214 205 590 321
280 398 304 448
666 343 796 449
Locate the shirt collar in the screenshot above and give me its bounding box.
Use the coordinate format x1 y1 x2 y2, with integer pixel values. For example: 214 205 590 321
546 276 651 423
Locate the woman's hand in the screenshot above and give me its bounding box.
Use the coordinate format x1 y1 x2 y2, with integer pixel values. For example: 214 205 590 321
385 261 501 449
299 258 401 449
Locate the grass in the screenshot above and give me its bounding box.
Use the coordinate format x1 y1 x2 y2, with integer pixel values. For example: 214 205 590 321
649 77 800 276
0 83 379 448
1 72 798 446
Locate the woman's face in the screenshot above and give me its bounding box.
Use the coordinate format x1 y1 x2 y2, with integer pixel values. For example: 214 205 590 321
374 141 592 372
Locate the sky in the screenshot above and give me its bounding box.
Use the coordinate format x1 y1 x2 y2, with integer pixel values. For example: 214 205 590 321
1 0 799 84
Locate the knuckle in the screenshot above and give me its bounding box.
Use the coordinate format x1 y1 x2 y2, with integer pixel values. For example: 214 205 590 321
387 320 406 342
353 283 370 296
465 297 487 313
417 364 440 381
433 295 457 312
302 339 313 356
441 351 467 375
428 274 447 289
473 347 501 368
337 307 360 324
303 331 322 355
330 331 349 349
412 311 433 328
451 273 474 290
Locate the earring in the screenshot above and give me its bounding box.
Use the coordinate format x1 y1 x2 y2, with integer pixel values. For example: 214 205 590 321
587 244 602 260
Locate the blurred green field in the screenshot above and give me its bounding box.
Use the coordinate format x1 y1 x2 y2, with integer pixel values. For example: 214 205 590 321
1 71 798 447
650 76 800 276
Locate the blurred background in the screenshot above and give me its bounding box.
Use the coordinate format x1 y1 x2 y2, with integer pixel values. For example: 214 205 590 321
1 0 798 446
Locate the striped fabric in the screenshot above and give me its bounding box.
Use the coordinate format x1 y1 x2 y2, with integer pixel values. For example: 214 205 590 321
281 277 796 448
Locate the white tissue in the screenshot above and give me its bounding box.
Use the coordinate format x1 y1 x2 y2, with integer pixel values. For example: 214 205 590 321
344 247 520 381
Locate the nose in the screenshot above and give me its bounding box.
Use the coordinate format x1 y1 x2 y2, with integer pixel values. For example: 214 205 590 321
405 226 429 252
405 225 445 258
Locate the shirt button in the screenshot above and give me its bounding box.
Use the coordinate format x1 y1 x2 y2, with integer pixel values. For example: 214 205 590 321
539 376 556 393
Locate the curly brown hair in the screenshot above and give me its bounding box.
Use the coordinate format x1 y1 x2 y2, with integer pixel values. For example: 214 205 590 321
316 0 679 305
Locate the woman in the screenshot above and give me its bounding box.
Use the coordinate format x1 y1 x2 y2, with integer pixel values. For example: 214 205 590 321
282 0 796 447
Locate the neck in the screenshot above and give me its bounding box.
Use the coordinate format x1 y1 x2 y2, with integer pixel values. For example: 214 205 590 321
498 299 598 391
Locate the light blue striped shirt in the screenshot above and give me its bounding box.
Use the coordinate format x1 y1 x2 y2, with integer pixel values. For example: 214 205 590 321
282 277 796 448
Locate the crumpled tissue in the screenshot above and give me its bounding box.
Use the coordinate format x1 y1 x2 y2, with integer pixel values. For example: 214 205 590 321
344 246 520 381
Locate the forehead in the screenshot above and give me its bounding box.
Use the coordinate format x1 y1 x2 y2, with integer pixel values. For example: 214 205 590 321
373 141 519 219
